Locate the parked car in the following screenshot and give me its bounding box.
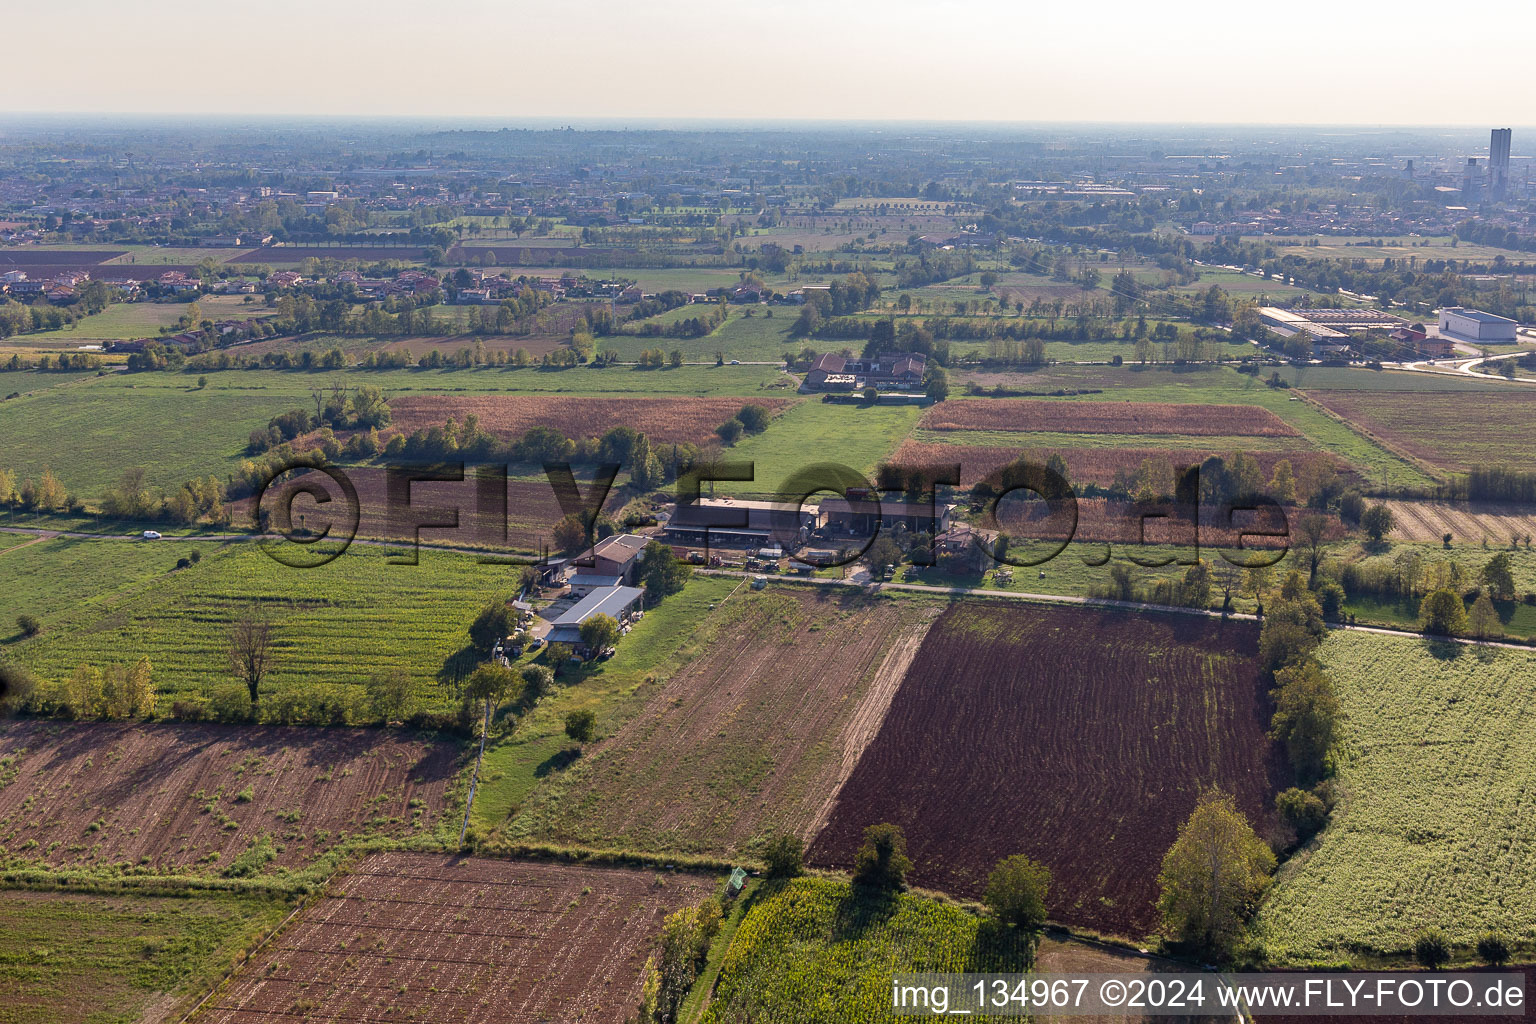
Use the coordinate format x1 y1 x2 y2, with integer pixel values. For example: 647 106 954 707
141 530 162 540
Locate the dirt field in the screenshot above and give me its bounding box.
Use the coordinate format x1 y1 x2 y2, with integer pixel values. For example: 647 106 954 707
198 853 717 1024
387 394 796 448
1307 390 1536 472
0 249 126 267
807 603 1284 938
240 465 628 552
892 439 1347 489
507 588 937 855
0 721 460 871
920 399 1300 437
1378 499 1536 544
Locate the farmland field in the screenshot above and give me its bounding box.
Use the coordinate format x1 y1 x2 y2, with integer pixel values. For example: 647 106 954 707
0 377 303 497
892 437 1344 488
10 541 518 705
1377 499 1536 545
473 576 745 834
198 852 717 1024
0 889 291 1024
1257 631 1536 962
1306 390 1536 473
703 876 1034 1024
0 720 459 872
808 602 1283 937
19 297 268 342
716 399 925 497
386 393 797 447
237 464 629 552
919 398 1301 437
601 310 810 362
506 587 936 856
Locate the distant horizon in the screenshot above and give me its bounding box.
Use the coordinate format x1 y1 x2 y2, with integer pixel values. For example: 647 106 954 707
8 0 1534 126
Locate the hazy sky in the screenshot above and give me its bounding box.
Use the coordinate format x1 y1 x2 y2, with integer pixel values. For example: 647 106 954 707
9 0 1533 125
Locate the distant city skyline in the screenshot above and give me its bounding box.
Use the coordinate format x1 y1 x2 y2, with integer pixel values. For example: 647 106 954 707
6 0 1536 126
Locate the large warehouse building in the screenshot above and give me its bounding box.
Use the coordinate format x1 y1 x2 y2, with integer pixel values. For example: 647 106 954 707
1438 307 1519 343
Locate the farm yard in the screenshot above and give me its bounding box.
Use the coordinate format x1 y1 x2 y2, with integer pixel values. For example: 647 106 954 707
1258 631 1536 962
386 393 798 448
196 853 717 1024
703 876 1035 1024
1305 390 1536 474
0 720 459 872
504 588 936 856
0 889 291 1024
808 602 1284 937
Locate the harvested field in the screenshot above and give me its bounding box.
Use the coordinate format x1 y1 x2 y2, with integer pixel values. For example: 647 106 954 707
506 588 937 855
0 720 459 871
1307 390 1536 473
1379 499 1536 545
239 465 628 551
229 246 427 263
808 603 1284 938
920 399 1300 437
199 853 717 1024
892 439 1348 489
387 394 796 448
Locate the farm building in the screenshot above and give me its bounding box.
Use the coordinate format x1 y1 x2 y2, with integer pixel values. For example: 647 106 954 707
664 497 815 548
819 494 955 537
1438 307 1519 343
805 351 926 391
1390 323 1453 358
571 533 648 585
545 585 644 650
934 523 996 574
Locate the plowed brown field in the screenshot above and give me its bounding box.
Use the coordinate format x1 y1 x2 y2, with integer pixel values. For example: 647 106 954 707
506 588 937 854
920 399 1299 436
198 853 716 1024
807 603 1283 938
892 439 1346 488
0 721 459 871
388 394 796 447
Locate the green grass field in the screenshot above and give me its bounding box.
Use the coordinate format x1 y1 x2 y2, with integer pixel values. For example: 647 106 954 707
602 310 814 363
703 877 1034 1024
20 296 267 342
1257 630 1536 963
715 400 925 497
8 540 510 708
0 889 290 1024
0 377 299 497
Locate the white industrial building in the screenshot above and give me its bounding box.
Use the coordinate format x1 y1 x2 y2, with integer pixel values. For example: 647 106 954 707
1438 307 1519 343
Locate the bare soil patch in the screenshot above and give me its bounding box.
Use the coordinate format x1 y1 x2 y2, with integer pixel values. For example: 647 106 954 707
0 720 459 871
199 853 716 1024
808 602 1284 938
920 399 1299 437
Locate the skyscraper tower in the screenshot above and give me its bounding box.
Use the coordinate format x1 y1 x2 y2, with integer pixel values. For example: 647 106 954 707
1490 128 1512 198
